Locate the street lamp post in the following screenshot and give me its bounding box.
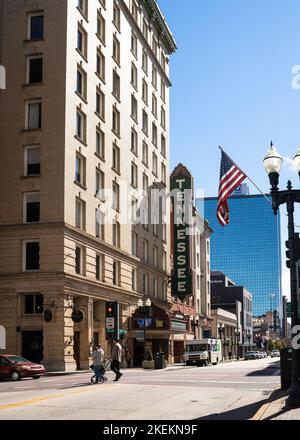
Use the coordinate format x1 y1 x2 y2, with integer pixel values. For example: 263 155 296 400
235 328 240 360
137 298 152 360
263 143 300 407
218 323 225 359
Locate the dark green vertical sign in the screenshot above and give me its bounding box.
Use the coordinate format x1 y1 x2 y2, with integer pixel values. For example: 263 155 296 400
171 166 193 300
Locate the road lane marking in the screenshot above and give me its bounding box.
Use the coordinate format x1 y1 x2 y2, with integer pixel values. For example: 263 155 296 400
0 383 116 410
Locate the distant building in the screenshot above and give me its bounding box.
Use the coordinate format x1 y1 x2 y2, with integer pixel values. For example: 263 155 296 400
210 271 253 355
200 193 282 318
232 183 250 196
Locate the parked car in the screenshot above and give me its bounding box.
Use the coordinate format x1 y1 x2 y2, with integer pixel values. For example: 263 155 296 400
0 355 46 381
261 351 268 358
245 351 259 360
270 350 280 358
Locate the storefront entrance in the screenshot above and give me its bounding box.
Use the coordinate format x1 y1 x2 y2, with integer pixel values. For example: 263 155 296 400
21 330 43 363
73 331 80 370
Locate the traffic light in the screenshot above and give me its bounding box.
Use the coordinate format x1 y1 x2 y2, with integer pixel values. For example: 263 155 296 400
105 301 119 340
285 233 300 268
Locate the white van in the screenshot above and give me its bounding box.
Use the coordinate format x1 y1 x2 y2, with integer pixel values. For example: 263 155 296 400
183 338 223 366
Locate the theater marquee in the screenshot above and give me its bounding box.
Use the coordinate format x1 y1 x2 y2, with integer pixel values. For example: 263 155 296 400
171 164 193 301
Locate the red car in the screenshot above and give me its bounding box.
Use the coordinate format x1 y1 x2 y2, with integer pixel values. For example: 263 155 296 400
0 355 46 381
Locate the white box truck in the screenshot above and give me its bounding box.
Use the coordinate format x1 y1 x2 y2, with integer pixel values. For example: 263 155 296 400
183 338 223 366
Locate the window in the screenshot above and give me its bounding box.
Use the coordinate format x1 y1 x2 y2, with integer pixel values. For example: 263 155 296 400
131 1 138 21
112 70 120 100
142 142 148 167
113 2 121 30
26 101 42 130
142 50 148 74
96 169 105 199
142 273 148 295
75 153 85 186
131 128 138 155
112 181 120 211
96 88 105 120
75 198 85 230
112 144 120 173
152 66 157 89
24 294 43 314
153 277 158 297
153 217 158 236
131 63 138 89
131 197 138 223
152 152 158 176
152 123 157 146
112 260 120 285
161 53 166 71
131 94 138 122
161 80 166 102
163 250 167 271
28 14 44 40
24 192 40 223
153 246 158 266
95 209 105 239
97 12 105 43
96 254 104 281
25 146 40 176
162 222 167 242
76 66 87 99
197 275 200 290
76 109 86 142
131 232 137 256
77 25 87 59
113 35 120 64
162 280 167 299
78 0 88 18
142 110 148 135
75 246 83 274
112 106 120 136
197 253 200 268
142 19 148 41
142 173 148 192
113 220 120 247
131 162 138 188
24 241 40 271
28 57 43 84
161 134 166 157
142 79 148 105
161 163 166 185
131 32 137 58
152 37 158 58
152 94 157 118
132 268 137 291
161 106 166 129
96 50 105 81
96 128 105 159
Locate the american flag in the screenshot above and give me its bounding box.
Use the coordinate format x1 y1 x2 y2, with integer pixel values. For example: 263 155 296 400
217 149 246 226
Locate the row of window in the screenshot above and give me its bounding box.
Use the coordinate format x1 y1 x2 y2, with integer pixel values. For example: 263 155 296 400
131 234 167 269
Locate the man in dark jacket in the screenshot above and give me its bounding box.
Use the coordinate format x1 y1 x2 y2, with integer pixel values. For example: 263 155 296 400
111 339 123 381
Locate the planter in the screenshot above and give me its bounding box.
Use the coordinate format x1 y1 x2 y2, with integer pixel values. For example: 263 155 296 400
142 360 155 369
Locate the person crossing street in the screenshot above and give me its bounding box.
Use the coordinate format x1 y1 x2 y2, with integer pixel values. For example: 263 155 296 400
91 344 105 384
111 339 123 381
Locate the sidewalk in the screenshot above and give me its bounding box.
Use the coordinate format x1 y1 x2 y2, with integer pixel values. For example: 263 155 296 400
252 388 300 420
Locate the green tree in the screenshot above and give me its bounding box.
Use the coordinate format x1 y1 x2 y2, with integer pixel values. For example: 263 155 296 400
268 339 274 352
275 340 283 350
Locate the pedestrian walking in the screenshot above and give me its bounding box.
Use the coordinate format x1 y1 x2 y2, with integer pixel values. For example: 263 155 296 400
91 344 105 384
111 338 123 381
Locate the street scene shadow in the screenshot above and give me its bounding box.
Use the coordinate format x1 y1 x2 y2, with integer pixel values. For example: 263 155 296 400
195 398 267 420
246 361 280 376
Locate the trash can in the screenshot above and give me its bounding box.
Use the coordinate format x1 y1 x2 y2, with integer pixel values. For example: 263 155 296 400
280 348 292 390
154 352 165 369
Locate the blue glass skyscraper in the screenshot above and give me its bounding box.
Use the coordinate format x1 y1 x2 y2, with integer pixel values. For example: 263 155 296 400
198 193 282 317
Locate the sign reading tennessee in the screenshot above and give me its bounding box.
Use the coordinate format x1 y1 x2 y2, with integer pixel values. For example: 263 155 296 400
170 165 193 300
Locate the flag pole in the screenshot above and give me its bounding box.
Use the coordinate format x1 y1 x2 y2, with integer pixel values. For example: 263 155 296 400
218 146 271 204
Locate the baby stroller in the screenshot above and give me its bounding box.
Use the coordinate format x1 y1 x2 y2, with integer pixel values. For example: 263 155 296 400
90 359 110 384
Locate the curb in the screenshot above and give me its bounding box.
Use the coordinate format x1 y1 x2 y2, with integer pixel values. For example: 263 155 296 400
251 388 284 420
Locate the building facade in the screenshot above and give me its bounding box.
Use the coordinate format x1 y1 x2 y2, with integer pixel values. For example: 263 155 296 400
0 0 177 370
211 271 253 355
200 191 282 318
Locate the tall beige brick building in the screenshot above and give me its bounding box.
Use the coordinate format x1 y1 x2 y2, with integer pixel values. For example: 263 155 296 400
0 0 177 370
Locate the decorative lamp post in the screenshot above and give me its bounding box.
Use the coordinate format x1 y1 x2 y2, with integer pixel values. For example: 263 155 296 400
263 142 300 407
235 328 240 360
218 323 225 359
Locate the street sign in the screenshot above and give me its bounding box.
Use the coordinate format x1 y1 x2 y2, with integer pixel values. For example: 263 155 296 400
106 317 115 329
286 302 300 318
136 330 145 342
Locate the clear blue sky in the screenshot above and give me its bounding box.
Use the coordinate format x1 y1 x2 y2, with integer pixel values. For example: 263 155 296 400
159 0 300 299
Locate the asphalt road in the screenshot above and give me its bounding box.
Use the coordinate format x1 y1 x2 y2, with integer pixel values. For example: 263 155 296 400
0 357 280 420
